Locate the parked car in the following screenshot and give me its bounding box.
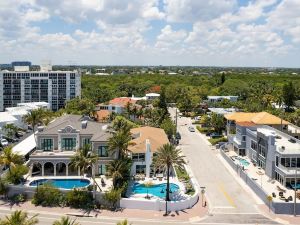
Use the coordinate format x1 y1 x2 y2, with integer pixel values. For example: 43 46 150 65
175 132 181 140
188 126 195 132
0 139 9 147
210 133 223 138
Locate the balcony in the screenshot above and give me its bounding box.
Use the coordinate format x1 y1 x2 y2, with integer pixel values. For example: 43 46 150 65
30 149 76 159
276 164 300 175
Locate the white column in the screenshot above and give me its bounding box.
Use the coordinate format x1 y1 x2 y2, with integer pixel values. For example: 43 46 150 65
78 167 81 176
54 163 56 176
145 139 151 178
42 163 45 176
66 164 69 176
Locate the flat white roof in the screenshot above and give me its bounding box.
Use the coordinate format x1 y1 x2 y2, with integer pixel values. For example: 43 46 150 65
257 127 300 155
12 133 36 156
0 112 18 123
208 96 238 99
146 93 160 97
208 108 236 115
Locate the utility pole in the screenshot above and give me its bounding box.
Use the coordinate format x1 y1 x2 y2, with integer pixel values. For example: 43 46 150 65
175 108 178 133
294 169 298 217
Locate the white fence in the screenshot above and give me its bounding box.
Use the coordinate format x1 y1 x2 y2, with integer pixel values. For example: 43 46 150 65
120 170 199 211
220 149 300 215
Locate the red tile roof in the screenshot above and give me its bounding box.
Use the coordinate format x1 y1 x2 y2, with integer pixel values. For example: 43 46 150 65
109 97 137 107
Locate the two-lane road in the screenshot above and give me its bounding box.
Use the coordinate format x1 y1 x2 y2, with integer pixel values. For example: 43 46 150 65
169 108 278 224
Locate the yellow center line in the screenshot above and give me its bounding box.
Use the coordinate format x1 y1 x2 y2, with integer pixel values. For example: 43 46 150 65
218 182 237 208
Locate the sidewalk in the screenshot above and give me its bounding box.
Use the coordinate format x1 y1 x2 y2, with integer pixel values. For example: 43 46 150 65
259 204 300 225
0 199 208 222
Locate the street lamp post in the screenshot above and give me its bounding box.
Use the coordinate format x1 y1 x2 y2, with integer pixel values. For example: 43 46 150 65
175 108 178 134
294 169 298 217
200 187 206 207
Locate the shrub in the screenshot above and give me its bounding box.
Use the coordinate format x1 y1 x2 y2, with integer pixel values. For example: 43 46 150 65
196 126 214 134
32 183 63 207
104 188 122 210
5 165 29 185
65 188 93 209
208 137 228 145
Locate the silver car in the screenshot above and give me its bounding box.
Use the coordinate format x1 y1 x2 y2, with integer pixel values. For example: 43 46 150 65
188 126 195 132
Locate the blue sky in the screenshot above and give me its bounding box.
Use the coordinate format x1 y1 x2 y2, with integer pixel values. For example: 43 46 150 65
0 0 299 67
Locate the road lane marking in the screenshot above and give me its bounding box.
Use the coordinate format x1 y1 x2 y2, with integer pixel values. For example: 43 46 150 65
217 183 236 208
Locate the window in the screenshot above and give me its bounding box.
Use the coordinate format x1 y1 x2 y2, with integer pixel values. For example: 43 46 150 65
242 136 246 142
251 140 257 151
98 146 108 157
41 139 53 151
132 153 145 161
61 138 76 150
136 165 146 174
82 138 90 147
258 145 266 158
98 164 107 175
291 158 297 167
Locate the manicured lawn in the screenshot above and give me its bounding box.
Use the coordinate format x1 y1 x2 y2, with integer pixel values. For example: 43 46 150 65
175 166 195 196
208 137 228 145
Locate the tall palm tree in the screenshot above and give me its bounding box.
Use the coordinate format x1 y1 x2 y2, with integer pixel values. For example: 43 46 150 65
3 124 19 139
0 210 38 225
107 159 131 189
70 144 100 197
52 216 80 225
23 109 43 132
0 146 23 172
154 144 185 205
116 219 131 225
108 131 131 159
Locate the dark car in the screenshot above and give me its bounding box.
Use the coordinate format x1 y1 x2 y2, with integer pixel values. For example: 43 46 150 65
210 133 223 139
175 132 181 140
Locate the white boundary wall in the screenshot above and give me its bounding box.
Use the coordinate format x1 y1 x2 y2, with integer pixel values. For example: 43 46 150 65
120 167 199 211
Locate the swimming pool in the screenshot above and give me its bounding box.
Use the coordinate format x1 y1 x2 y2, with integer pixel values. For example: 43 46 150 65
29 178 91 189
131 182 180 199
237 158 250 166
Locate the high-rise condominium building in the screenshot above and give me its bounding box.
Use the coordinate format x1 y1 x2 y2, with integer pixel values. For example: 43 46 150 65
0 64 81 111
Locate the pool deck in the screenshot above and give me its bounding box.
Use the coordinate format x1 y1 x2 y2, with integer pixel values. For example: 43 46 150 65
25 175 113 192
126 177 188 201
226 150 296 203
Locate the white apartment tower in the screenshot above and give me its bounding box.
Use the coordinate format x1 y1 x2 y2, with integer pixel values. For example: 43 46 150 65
0 65 81 111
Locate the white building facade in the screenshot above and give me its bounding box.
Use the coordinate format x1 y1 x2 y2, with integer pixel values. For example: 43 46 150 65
0 68 81 111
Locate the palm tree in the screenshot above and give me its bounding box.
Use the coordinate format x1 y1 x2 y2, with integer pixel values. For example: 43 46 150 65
108 131 132 159
0 146 23 172
23 109 43 132
154 144 185 207
107 159 131 189
116 219 131 225
0 210 38 225
52 216 80 225
3 124 19 139
70 144 100 197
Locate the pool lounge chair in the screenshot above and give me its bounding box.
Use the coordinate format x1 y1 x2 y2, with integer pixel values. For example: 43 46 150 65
277 185 286 193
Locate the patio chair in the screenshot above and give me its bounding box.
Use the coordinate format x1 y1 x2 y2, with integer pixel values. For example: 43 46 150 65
272 192 276 198
279 196 286 201
279 191 283 196
288 196 293 201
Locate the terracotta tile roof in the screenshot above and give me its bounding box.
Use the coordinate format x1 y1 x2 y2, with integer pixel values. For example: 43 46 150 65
95 110 110 122
236 121 256 127
109 97 137 107
129 126 169 153
225 112 289 125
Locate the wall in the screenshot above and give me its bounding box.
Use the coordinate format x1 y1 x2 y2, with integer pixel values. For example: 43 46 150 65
220 150 300 215
120 170 199 211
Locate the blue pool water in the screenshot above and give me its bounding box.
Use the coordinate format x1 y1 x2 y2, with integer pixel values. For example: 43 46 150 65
131 183 180 199
238 158 250 166
29 179 90 189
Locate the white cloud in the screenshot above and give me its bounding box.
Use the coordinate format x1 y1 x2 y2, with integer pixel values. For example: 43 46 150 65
155 25 187 51
267 0 300 43
163 0 237 22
